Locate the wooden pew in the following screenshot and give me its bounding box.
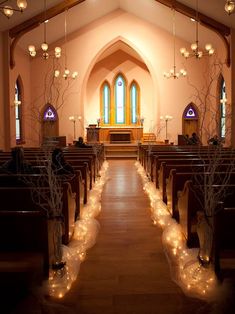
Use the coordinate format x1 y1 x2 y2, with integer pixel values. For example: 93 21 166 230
0 183 76 245
167 169 235 220
177 181 235 247
0 210 54 281
214 206 235 277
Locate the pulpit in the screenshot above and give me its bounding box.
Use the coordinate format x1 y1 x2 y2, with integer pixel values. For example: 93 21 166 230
86 127 100 143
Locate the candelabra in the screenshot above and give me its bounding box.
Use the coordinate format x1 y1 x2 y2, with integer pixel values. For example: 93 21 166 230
69 115 82 139
160 115 173 143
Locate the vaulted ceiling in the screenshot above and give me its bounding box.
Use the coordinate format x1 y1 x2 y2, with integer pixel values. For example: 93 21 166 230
1 0 234 53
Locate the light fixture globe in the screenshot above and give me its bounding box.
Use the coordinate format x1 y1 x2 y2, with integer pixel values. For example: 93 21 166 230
3 6 13 18
41 42 48 52
17 0 27 11
28 45 35 52
191 42 198 51
225 1 235 15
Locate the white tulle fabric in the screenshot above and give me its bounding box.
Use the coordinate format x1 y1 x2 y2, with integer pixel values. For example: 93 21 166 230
46 161 109 298
135 161 221 301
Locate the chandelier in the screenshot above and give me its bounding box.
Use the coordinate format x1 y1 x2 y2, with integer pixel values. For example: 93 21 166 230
28 0 62 59
225 1 235 14
164 9 186 79
0 0 27 18
54 9 78 80
180 0 215 60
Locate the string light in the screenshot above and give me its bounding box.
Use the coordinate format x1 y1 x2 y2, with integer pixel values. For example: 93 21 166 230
47 161 109 298
135 161 219 300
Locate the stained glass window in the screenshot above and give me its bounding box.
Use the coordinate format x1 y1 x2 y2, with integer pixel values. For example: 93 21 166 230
184 106 197 119
102 83 110 124
220 78 226 138
43 105 57 121
15 81 21 142
100 74 140 126
115 75 125 124
130 82 138 124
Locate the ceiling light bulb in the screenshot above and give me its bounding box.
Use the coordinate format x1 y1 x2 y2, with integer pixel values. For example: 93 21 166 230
28 45 35 52
3 6 13 18
41 42 48 51
54 70 60 77
72 71 78 79
55 47 61 53
208 48 215 55
191 43 197 51
30 51 36 57
65 69 70 75
198 51 203 58
205 43 212 51
17 0 27 11
180 47 186 55
184 51 190 58
225 1 235 15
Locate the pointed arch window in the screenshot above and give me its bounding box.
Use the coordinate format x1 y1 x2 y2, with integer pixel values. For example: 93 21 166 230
101 82 110 124
130 81 139 124
115 74 126 124
15 79 22 144
219 77 226 139
100 74 140 126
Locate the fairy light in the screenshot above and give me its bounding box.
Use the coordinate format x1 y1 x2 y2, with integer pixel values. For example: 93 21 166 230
135 161 219 300
46 161 109 298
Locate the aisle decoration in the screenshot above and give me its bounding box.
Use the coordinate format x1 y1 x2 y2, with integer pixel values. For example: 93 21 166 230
135 161 220 301
47 161 109 298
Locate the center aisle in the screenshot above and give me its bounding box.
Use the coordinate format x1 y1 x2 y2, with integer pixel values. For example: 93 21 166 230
60 160 209 314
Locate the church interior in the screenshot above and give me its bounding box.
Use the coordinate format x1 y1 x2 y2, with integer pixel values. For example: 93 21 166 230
0 0 235 313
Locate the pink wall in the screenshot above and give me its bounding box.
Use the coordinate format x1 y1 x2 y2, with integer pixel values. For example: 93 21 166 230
11 9 229 146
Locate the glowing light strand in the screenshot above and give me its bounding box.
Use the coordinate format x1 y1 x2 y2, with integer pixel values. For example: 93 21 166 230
47 161 109 298
135 161 219 300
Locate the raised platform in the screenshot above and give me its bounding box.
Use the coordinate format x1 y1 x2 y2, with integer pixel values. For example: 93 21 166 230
104 143 138 159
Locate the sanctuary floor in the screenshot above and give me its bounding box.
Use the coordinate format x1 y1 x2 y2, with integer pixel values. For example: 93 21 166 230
2 160 232 313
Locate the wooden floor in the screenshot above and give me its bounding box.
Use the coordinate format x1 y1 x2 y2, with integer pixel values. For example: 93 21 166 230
3 160 214 313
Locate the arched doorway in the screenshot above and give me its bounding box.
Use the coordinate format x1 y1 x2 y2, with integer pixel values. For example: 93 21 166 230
182 103 199 136
41 104 59 141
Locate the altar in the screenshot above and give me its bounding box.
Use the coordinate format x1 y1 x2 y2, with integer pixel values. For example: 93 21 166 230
86 126 143 143
99 126 143 143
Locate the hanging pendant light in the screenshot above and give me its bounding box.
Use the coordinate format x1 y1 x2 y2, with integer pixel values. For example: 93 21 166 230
180 0 215 60
164 8 186 79
28 0 61 60
54 9 78 80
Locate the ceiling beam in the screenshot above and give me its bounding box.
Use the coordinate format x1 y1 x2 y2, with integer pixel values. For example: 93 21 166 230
9 0 86 68
154 0 231 66
9 0 86 39
155 0 230 36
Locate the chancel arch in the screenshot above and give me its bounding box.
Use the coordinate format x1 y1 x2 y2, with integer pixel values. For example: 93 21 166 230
41 104 59 141
182 103 199 137
84 38 154 133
